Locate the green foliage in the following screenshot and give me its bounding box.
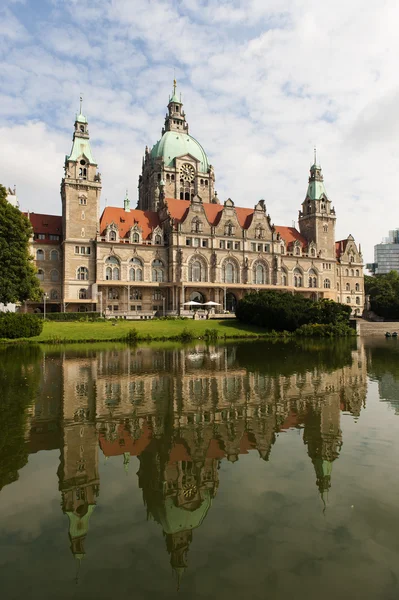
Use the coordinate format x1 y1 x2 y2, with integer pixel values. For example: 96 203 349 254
204 328 219 340
125 328 139 343
236 291 351 332
365 271 399 318
0 313 43 339
0 184 41 304
295 323 356 337
39 312 101 321
177 328 195 342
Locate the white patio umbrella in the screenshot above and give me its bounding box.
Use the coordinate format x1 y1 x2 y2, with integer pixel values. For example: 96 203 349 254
183 300 203 306
202 301 221 306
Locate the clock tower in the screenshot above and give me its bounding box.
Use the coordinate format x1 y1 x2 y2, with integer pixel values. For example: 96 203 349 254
138 81 215 211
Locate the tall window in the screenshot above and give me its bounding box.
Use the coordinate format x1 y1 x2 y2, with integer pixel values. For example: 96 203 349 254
129 257 143 281
281 269 288 286
77 266 89 281
130 289 142 300
308 269 317 288
50 289 59 300
224 221 235 236
152 259 165 282
191 218 203 233
79 288 87 299
105 256 120 280
346 283 350 291
132 232 140 243
222 260 238 284
50 269 59 282
324 279 331 289
36 249 44 260
293 268 302 287
253 262 268 285
356 297 361 305
109 230 117 241
37 269 44 281
50 250 58 261
189 259 207 282
154 234 162 245
108 288 119 300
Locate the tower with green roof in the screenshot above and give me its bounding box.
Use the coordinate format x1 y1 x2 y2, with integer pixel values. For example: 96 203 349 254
138 81 215 211
298 154 336 258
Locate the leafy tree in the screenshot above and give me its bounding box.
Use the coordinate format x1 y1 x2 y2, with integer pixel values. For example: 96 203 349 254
236 291 351 332
0 184 41 305
365 271 399 318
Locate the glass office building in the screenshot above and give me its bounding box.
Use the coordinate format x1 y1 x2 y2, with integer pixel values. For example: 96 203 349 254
374 229 399 274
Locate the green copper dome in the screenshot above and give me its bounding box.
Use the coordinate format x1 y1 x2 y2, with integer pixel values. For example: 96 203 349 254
151 490 212 535
151 131 210 173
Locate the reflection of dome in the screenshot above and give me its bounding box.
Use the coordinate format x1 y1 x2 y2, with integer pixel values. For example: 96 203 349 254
151 489 212 535
151 131 209 172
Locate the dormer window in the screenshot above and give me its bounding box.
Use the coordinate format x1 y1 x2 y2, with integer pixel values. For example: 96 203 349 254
109 230 117 241
155 234 162 245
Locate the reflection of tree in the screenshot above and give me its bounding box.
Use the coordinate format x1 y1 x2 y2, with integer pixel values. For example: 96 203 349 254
366 344 399 414
0 346 41 491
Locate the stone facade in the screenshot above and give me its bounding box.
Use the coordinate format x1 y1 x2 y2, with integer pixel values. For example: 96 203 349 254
25 84 365 315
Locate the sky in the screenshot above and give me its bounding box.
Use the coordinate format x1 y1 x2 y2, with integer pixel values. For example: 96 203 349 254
1 0 398 263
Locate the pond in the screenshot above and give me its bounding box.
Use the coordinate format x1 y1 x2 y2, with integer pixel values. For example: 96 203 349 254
1 338 399 600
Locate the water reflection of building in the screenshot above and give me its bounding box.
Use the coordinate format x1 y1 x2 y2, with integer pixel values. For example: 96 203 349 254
20 343 367 579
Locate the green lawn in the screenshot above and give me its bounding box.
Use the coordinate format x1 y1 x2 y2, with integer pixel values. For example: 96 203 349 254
26 318 268 343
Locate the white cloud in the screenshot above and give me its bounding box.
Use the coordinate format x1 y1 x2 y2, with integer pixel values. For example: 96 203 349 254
1 0 399 261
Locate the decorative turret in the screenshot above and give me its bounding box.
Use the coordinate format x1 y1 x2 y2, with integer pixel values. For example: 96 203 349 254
124 190 130 212
164 79 188 134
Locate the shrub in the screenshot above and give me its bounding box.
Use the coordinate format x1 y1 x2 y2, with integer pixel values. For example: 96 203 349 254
236 291 351 332
295 323 355 338
177 328 195 342
0 313 43 339
125 328 139 343
39 312 100 321
204 328 218 340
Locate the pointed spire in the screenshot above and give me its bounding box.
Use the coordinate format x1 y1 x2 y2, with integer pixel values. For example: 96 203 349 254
169 78 180 104
124 190 130 212
313 146 317 166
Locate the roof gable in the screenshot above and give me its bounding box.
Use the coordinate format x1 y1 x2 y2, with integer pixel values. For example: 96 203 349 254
100 207 160 240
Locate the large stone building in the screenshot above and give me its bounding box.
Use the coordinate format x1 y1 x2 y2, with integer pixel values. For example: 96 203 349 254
24 82 364 315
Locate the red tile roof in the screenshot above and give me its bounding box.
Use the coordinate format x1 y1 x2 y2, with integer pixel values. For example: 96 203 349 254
99 422 152 457
165 199 254 228
274 226 307 247
25 213 62 240
100 207 160 240
335 239 349 258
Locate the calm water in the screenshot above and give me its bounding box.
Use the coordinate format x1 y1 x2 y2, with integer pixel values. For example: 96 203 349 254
1 339 399 600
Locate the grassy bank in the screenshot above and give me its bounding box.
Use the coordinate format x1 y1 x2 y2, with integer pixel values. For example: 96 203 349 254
3 318 270 344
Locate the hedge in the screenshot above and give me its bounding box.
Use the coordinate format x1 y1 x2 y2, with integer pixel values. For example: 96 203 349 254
37 312 101 321
0 313 43 339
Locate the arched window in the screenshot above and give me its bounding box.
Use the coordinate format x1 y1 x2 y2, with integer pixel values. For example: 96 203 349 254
355 269 360 276
355 283 360 292
50 269 59 282
253 262 269 285
37 269 44 281
349 254 355 263
351 269 354 277
50 289 59 300
129 257 143 281
308 269 317 288
109 230 117 241
105 256 120 280
79 288 87 300
323 224 328 233
295 246 300 256
346 297 351 304
345 269 349 276
222 260 239 283
346 283 350 291
152 259 165 282
154 234 162 245
36 249 44 261
310 247 316 257
50 250 58 261
132 232 140 243
189 258 207 282
356 297 361 305
77 266 89 281
337 282 340 291
293 268 302 287
281 269 288 286
324 279 331 289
